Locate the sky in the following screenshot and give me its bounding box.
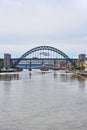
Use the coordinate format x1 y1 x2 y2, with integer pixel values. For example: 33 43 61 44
0 0 87 58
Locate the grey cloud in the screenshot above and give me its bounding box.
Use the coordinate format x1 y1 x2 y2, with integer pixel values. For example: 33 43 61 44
0 0 87 57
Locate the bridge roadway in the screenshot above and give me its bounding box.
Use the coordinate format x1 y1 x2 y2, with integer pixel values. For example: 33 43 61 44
12 57 78 61
0 57 78 62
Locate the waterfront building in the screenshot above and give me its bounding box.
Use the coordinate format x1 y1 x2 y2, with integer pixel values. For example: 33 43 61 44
4 53 11 68
78 54 86 66
79 54 86 60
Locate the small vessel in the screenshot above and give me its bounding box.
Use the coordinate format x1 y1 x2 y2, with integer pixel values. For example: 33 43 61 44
40 65 49 71
65 70 70 73
77 71 87 76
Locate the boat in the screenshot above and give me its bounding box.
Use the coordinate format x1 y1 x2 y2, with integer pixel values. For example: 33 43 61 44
77 71 87 77
40 65 49 71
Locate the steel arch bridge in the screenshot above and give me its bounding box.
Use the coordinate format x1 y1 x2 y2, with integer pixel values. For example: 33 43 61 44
13 46 76 67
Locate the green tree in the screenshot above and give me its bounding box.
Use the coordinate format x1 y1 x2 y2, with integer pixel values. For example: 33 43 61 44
78 66 85 71
0 62 3 70
69 65 85 72
69 65 76 71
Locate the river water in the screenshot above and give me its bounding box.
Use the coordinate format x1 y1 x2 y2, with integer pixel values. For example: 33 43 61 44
0 70 87 130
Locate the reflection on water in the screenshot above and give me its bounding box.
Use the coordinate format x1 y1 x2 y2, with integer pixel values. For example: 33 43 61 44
0 70 87 130
29 72 32 79
60 73 69 82
53 71 58 79
0 73 19 81
59 73 87 87
74 75 86 88
0 70 87 81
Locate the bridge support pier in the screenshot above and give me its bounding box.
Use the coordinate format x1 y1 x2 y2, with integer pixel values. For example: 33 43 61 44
54 60 57 66
29 60 32 71
42 60 44 65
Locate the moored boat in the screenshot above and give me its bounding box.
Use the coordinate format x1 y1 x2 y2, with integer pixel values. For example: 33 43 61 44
40 65 49 71
78 71 87 76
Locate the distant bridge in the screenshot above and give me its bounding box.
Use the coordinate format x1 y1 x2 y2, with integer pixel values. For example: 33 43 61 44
11 46 76 68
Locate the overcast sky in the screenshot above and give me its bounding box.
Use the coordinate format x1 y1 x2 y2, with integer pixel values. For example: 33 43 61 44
0 0 87 58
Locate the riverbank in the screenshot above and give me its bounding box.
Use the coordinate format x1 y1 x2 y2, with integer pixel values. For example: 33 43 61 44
0 68 23 73
75 71 87 77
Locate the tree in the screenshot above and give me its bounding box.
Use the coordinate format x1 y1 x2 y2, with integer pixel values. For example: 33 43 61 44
69 65 85 72
75 66 85 71
0 62 3 70
69 65 76 71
